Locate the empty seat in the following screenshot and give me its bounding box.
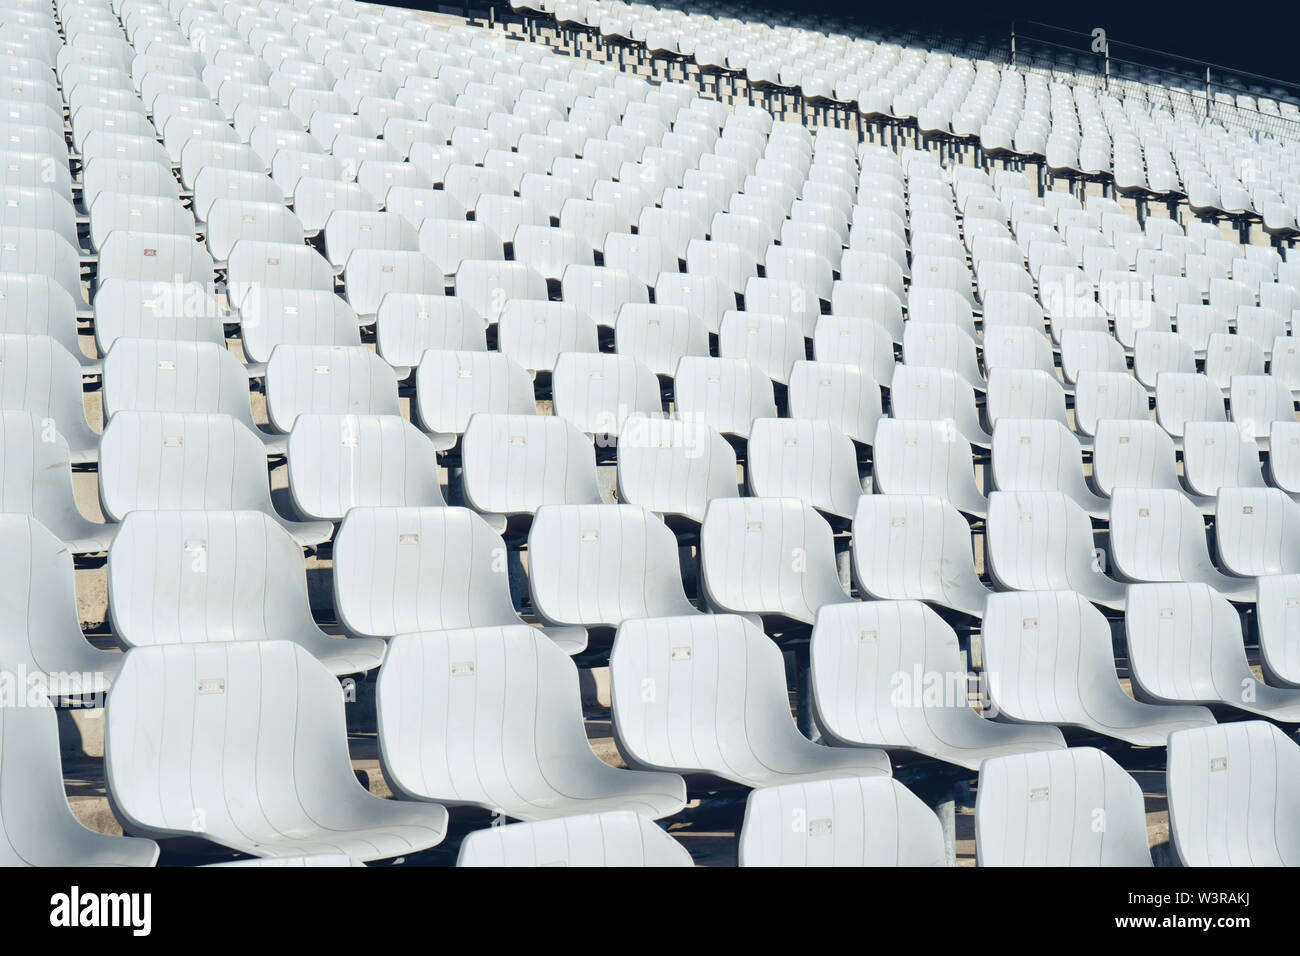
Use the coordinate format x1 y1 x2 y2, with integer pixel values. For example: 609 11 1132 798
1167 721 1300 866
1155 372 1226 440
264 345 400 434
377 627 686 820
613 611 891 788
1182 420 1266 495
413 350 537 451
1059 329 1126 384
718 310 803 385
737 777 946 867
813 314 897 387
457 810 693 867
1126 582 1300 720
985 368 1072 439
0 273 92 370
460 413 602 524
1257 574 1300 687
700 497 851 624
496 300 599 376
1271 420 1300 494
98 230 214 287
983 590 1214 745
239 289 362 372
991 418 1108 517
890 366 991 448
0 698 158 866
672 356 776 440
561 264 649 328
613 303 708 378
206 198 304 263
322 210 418 271
615 416 738 525
746 418 861 520
457 259 547 326
813 600 1064 769
226 241 335 311
0 334 99 462
1072 370 1150 438
1229 374 1294 438
101 338 280 445
105 641 448 860
786 359 882 447
987 491 1126 608
333 506 585 654
343 249 448 320
852 494 991 617
374 297 486 374
902 321 985 391
1216 487 1300 577
1109 488 1254 600
872 419 986 517
551 352 662 438
0 513 123 693
527 504 698 631
1133 330 1196 390
0 410 112 553
975 748 1152 866
107 510 383 675
107 407 335 534
286 413 445 522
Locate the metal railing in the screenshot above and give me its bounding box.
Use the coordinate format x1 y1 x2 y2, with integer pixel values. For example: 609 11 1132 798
1011 21 1300 142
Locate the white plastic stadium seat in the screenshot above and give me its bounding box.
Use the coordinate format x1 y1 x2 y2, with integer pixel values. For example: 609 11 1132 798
286 413 445 522
457 811 693 867
737 777 946 867
812 600 1064 768
0 514 123 691
982 590 1215 745
333 506 586 655
852 494 991 617
1167 721 1300 866
0 411 114 553
1108 488 1254 600
986 491 1126 609
527 504 698 630
377 627 686 820
99 411 331 547
108 510 384 675
1126 582 1300 720
105 642 448 860
0 698 159 866
611 614 890 785
700 497 852 624
976 748 1153 866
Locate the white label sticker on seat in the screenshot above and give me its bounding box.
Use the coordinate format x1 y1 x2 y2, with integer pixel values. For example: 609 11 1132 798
1210 757 1227 772
399 533 419 545
451 661 475 677
671 646 691 661
1029 787 1049 802
197 678 225 695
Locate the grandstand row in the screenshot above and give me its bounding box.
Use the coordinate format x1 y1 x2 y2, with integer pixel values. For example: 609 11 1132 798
0 0 1297 869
